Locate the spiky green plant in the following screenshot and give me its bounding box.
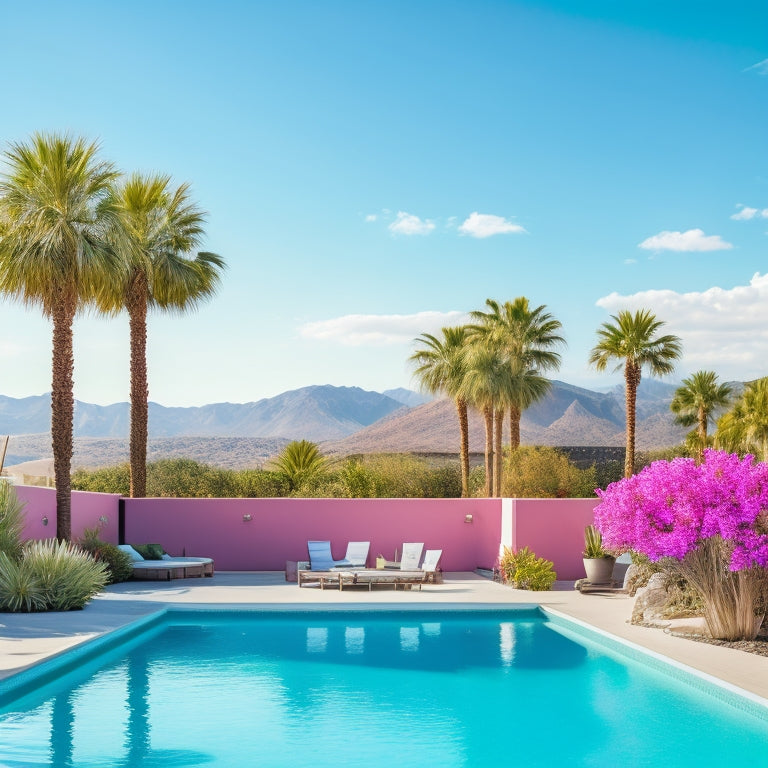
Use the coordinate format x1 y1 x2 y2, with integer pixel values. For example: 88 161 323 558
0 552 46 612
23 539 108 611
583 524 611 558
0 481 25 562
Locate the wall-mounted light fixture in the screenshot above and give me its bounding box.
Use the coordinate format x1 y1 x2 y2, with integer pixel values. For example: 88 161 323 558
464 514 473 524
242 514 252 522
42 516 49 526
99 515 108 524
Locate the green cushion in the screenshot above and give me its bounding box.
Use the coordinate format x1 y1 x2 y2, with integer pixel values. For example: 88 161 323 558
132 543 165 560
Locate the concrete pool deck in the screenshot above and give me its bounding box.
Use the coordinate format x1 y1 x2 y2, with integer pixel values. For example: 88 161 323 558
1 571 767 703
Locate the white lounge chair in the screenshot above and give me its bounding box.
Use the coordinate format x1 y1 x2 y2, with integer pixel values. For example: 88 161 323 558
399 542 424 570
334 541 370 568
420 549 443 583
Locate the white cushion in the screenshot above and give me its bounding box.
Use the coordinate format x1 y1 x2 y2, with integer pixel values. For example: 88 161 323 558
161 553 172 560
118 544 144 562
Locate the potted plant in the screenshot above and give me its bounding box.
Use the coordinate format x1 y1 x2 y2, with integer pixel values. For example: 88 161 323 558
582 524 616 584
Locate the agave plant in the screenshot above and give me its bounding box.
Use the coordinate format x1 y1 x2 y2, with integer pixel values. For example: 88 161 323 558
22 540 109 611
0 481 25 562
0 552 46 612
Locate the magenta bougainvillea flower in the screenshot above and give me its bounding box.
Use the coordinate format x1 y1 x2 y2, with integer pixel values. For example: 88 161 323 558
594 449 768 571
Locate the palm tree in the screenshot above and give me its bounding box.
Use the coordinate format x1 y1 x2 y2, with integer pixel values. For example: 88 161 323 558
0 134 119 539
715 378 768 462
410 326 471 497
460 344 510 497
270 440 327 492
589 309 682 477
670 370 732 461
470 297 564 450
101 174 224 497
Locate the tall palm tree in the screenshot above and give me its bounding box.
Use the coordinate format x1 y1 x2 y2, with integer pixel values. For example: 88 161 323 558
101 174 224 497
715 377 768 462
670 370 732 461
0 134 119 539
470 297 564 450
410 326 471 497
460 344 510 497
589 309 682 477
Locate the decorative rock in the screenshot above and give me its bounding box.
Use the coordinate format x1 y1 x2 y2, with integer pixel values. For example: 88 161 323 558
631 572 669 626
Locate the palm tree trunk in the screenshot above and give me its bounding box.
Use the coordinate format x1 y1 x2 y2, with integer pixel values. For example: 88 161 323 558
456 398 470 498
51 295 76 540
483 405 494 497
128 273 149 498
509 403 521 451
624 363 640 477
697 405 707 463
494 408 505 496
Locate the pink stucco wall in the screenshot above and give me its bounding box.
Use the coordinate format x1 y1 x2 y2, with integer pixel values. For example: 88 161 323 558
123 497 502 571
15 486 121 543
511 497 599 580
11 486 598 578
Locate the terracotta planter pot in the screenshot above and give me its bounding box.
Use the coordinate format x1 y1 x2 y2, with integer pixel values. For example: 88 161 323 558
583 556 616 585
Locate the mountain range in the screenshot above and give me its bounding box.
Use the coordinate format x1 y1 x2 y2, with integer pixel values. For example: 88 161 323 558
0 379 689 472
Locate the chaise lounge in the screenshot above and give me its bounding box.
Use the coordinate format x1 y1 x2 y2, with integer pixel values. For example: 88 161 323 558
119 544 215 581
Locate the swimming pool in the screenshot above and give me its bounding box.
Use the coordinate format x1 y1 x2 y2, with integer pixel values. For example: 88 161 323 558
0 608 766 767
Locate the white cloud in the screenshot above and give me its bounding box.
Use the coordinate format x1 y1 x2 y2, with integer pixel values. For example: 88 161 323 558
638 228 733 252
731 204 768 221
299 310 468 346
595 273 768 379
624 258 637 265
458 212 526 238
745 58 768 75
364 213 377 222
388 211 435 236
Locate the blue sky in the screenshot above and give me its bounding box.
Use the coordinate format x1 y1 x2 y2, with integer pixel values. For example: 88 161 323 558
0 0 766 407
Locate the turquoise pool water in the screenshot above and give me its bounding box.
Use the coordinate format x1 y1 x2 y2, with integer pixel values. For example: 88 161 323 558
0 609 766 767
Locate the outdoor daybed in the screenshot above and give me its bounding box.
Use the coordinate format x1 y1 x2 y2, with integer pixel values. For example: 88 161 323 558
118 545 215 581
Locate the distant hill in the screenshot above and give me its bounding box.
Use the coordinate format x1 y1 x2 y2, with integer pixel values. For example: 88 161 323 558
0 379 693 472
0 385 405 442
327 379 688 455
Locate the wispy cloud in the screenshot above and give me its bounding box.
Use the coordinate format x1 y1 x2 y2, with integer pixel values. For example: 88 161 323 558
388 211 435 236
364 213 377 222
744 58 768 75
458 212 526 238
596 273 768 379
731 204 768 221
299 310 468 346
638 228 733 252
624 258 637 265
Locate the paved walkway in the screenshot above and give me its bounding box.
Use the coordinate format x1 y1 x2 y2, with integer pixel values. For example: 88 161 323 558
1 571 767 703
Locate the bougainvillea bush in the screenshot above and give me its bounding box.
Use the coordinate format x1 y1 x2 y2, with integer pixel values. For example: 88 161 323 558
594 450 768 640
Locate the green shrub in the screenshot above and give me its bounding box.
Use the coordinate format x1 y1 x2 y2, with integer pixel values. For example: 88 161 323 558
78 526 134 584
0 482 25 562
235 469 290 497
72 464 131 495
502 447 597 498
0 552 46 612
22 539 108 611
499 545 557 591
92 543 134 584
